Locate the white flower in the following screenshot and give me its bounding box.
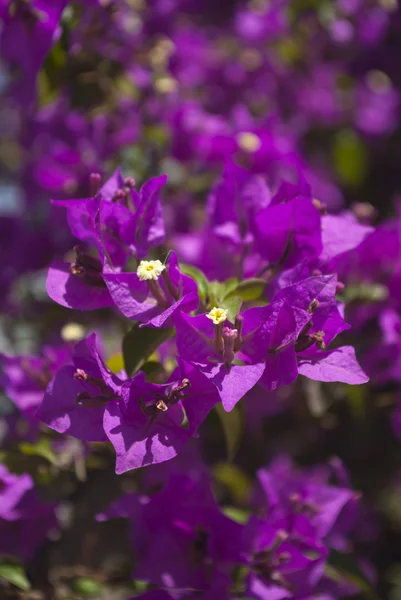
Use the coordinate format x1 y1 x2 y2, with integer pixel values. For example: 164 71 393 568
137 260 165 281
206 307 228 325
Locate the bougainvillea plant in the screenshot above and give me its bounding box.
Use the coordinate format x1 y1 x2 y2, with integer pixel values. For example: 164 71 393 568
1 0 401 598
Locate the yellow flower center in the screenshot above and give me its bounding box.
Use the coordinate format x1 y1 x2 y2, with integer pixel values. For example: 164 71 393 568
137 260 165 281
61 322 85 342
206 307 228 325
236 131 262 153
154 76 178 94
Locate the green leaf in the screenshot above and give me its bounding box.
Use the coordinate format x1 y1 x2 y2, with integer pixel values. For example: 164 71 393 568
222 506 250 524
215 462 252 503
221 278 239 298
0 564 31 591
123 325 173 376
38 40 66 106
106 353 125 374
144 125 169 147
131 579 148 593
19 438 57 466
208 280 224 305
215 403 243 462
72 577 102 596
228 278 266 302
346 383 368 418
187 173 215 193
333 129 368 187
342 282 388 304
276 38 300 65
140 361 166 381
327 550 381 600
180 264 209 301
207 278 237 304
222 294 242 323
207 279 238 305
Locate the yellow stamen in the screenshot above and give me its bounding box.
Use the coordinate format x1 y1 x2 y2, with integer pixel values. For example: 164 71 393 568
137 260 165 281
206 307 228 325
236 131 262 153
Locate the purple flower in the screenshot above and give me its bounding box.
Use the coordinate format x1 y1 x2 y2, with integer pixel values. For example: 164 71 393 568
52 169 168 263
98 472 243 594
297 345 369 386
103 251 199 327
319 212 373 266
0 0 67 106
52 194 135 269
173 228 248 280
23 98 139 201
169 101 237 164
234 0 288 43
46 247 113 310
243 456 361 599
36 333 125 442
245 516 327 599
261 273 368 388
173 167 368 282
288 278 368 386
296 65 344 126
47 170 169 310
331 219 400 285
103 359 220 472
37 335 220 471
124 173 168 259
207 160 271 248
256 457 358 540
355 82 399 136
172 301 307 411
253 195 322 269
0 343 72 419
175 160 274 280
0 464 56 560
271 174 312 206
0 465 33 521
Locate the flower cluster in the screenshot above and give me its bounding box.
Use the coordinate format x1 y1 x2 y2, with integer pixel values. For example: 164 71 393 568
1 0 400 308
1 1 401 597
34 166 369 472
98 457 368 599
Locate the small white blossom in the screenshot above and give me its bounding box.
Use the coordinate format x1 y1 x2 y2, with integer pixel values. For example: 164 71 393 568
137 260 165 281
206 307 228 325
